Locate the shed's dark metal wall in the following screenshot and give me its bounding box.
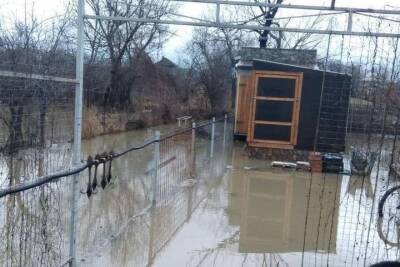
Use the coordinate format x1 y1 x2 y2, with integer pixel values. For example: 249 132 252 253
318 73 351 153
252 60 351 153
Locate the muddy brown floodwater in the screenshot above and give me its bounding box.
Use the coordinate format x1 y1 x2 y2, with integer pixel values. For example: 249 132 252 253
149 146 399 267
77 129 400 267
3 122 400 266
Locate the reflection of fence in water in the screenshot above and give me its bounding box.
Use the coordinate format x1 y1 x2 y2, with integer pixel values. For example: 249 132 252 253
0 76 74 266
0 175 71 266
76 148 154 263
148 119 232 264
0 146 73 266
0 116 233 266
157 131 192 202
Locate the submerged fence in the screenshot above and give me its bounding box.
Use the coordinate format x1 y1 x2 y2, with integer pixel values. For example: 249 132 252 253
0 115 233 266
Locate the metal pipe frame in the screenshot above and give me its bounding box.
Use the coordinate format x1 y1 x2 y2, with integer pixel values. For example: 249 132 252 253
169 0 400 15
84 14 400 38
69 0 85 266
0 70 79 84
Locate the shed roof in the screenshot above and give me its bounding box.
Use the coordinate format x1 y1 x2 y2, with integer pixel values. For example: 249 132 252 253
238 47 317 68
238 58 351 77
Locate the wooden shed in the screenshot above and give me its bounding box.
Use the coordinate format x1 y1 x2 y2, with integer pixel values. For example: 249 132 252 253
234 59 351 153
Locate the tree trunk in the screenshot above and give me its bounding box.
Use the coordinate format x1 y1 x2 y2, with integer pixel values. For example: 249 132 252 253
107 61 121 107
9 106 24 154
107 61 131 109
259 37 267 48
39 94 48 148
208 88 226 114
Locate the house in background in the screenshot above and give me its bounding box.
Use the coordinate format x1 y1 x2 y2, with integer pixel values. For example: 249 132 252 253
234 48 351 154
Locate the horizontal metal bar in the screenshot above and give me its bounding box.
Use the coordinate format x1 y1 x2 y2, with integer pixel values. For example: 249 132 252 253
85 15 400 38
255 96 295 101
169 0 400 15
253 120 293 126
0 70 79 84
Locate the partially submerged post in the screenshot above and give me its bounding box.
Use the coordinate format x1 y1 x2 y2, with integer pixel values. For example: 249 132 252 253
191 122 196 176
223 114 228 150
152 131 160 206
210 117 215 159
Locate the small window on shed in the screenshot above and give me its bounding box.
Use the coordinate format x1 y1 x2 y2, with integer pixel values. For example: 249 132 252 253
255 100 293 122
257 77 296 98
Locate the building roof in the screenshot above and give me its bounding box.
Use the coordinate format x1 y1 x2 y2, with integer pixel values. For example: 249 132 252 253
156 57 178 69
237 47 318 68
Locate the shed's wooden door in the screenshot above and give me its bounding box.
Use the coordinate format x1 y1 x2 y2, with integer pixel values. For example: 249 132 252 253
247 71 303 149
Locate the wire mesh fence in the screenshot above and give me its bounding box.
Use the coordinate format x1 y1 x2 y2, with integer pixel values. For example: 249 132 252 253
74 117 233 266
0 73 75 266
0 115 233 266
2 1 400 266
0 179 72 266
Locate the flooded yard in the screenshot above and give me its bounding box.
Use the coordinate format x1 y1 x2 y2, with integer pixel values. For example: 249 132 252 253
145 146 400 267
79 142 400 266
2 123 400 266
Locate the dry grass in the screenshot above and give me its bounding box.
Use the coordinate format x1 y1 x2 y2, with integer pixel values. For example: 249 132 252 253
82 106 128 139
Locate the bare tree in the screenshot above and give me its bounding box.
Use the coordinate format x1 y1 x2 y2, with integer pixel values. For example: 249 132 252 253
185 5 323 112
244 0 323 49
0 6 73 154
250 0 284 48
186 25 254 113
85 0 173 108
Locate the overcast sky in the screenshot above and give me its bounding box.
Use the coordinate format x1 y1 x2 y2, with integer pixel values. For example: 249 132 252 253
2 0 400 61
164 0 400 60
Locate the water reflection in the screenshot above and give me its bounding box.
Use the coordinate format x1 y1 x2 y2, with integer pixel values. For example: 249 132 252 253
3 126 400 266
230 170 341 254
153 145 400 267
78 122 232 266
0 148 72 267
347 175 374 199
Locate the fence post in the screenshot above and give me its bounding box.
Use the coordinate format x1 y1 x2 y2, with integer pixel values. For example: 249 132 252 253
147 207 156 265
210 117 215 159
152 131 160 206
191 122 196 177
223 114 227 149
69 0 84 266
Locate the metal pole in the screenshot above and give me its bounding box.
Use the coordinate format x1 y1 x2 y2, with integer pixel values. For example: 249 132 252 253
186 186 193 222
85 14 400 38
169 0 400 15
191 122 196 177
347 11 353 33
69 0 84 265
216 1 220 23
152 131 160 206
222 114 227 150
210 117 215 159
330 0 336 9
0 70 79 84
147 207 156 266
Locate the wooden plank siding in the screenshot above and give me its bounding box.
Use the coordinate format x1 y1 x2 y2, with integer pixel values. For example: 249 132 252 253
234 74 253 135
